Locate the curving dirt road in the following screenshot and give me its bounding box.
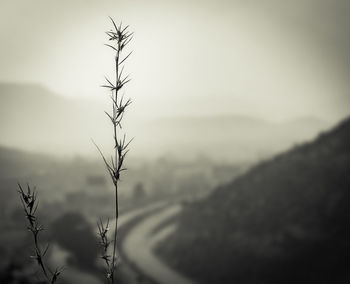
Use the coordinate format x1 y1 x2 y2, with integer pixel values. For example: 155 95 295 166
122 204 197 284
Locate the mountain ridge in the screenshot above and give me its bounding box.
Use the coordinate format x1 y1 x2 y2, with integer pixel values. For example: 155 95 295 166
0 82 331 161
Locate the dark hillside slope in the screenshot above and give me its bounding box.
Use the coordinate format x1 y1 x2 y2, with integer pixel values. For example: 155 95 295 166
156 117 350 284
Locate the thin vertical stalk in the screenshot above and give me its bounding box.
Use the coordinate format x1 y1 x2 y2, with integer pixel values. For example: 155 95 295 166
96 18 134 284
17 183 64 284
111 38 120 284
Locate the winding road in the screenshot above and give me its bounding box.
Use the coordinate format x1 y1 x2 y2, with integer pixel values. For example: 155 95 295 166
121 203 197 284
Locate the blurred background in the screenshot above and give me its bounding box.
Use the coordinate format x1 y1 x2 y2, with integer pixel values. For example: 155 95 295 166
0 0 349 283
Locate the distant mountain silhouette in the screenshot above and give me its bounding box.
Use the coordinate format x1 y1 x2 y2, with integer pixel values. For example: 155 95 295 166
156 117 350 284
0 82 330 161
148 115 329 161
0 82 107 156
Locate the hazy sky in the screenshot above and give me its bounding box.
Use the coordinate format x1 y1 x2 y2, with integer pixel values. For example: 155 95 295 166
1 0 349 122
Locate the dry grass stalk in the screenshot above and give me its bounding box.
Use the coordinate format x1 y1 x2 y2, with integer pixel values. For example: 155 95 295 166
95 17 134 284
17 183 64 284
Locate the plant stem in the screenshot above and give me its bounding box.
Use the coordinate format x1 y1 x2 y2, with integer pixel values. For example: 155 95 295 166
97 19 133 284
17 184 63 284
112 184 118 283
111 38 120 284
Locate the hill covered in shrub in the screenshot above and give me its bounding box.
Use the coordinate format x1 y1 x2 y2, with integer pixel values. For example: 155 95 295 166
156 117 350 284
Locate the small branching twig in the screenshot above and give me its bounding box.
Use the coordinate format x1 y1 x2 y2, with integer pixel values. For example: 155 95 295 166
18 183 64 284
96 17 134 284
97 218 114 280
97 218 111 266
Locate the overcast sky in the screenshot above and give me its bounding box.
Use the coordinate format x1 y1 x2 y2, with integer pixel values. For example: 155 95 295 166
0 0 349 123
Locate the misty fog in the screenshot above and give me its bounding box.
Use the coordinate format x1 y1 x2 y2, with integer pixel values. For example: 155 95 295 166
1 1 349 284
